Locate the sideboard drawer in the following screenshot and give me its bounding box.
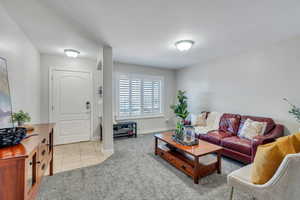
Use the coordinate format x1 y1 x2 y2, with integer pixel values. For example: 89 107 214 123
38 154 49 178
39 144 49 162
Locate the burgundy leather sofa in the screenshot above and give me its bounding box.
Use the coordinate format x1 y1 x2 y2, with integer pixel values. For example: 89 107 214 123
198 113 284 164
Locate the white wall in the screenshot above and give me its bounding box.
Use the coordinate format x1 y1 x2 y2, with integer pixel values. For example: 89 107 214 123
114 62 176 134
40 54 101 138
176 36 300 134
0 4 41 123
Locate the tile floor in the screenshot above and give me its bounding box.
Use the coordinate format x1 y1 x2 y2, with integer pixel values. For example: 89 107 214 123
50 141 111 173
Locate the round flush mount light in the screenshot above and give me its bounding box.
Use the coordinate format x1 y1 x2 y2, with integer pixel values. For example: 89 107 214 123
175 40 195 52
64 49 80 58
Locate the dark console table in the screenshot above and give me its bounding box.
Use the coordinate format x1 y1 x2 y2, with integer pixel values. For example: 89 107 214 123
113 121 137 138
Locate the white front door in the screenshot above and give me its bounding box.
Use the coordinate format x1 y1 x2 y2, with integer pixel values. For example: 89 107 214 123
50 68 92 145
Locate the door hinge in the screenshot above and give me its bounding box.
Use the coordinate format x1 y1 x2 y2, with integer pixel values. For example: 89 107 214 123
52 105 55 111
97 61 102 71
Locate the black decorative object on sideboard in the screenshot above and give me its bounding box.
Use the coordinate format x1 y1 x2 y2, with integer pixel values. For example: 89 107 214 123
113 121 137 138
0 127 26 147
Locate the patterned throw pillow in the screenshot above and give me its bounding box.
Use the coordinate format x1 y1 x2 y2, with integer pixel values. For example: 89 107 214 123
190 114 198 126
239 119 267 140
195 113 207 126
190 113 207 126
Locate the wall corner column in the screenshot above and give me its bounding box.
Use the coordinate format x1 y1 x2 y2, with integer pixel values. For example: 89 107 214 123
102 46 114 154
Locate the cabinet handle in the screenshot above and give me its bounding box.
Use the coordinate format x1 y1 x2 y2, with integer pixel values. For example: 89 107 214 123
41 164 46 170
36 161 41 165
42 138 46 143
42 150 46 156
29 162 33 166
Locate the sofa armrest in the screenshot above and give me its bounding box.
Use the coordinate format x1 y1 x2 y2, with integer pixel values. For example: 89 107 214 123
251 124 284 161
184 120 191 126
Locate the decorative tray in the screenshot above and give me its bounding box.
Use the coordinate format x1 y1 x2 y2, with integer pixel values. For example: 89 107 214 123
172 135 199 146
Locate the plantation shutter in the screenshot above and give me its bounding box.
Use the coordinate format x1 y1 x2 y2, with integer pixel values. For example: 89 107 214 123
131 79 142 116
142 80 153 114
118 75 130 117
153 80 161 113
118 74 162 118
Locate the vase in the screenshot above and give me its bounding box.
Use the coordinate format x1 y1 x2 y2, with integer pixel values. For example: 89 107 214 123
184 125 196 143
17 121 24 127
175 129 184 141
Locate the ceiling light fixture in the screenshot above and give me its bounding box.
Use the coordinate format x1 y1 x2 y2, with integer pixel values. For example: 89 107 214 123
64 49 80 58
175 40 195 52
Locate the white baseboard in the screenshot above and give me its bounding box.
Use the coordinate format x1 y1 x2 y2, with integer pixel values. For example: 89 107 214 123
138 129 174 135
101 147 114 155
91 135 101 141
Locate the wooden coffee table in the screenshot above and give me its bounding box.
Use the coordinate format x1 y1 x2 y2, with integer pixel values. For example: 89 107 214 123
154 132 223 184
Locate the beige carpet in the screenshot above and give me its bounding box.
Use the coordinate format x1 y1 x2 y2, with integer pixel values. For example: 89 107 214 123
38 133 252 200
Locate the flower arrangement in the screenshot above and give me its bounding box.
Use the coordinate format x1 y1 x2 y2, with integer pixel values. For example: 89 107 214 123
12 110 31 126
283 98 300 123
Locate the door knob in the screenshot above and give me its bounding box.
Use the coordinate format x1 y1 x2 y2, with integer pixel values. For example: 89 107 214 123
86 101 91 109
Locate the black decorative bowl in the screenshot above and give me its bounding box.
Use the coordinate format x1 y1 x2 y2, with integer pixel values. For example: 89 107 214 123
0 127 26 148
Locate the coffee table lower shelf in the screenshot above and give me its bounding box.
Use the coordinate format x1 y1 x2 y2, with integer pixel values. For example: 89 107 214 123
155 144 221 184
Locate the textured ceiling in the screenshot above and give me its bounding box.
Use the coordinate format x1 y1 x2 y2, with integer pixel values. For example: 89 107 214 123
1 0 300 68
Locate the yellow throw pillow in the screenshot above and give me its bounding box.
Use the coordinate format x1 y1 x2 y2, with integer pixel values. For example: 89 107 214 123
251 143 284 184
276 136 296 155
290 133 300 153
251 136 297 185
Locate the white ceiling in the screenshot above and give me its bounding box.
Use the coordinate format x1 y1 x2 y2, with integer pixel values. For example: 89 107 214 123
1 0 300 68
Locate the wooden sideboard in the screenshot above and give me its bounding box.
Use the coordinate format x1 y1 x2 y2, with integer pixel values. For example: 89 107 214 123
0 123 55 200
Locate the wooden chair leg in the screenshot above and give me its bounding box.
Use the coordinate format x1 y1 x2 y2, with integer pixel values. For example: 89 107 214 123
229 187 234 200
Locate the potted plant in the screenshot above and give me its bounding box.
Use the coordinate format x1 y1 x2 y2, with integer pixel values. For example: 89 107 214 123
170 90 190 140
284 98 300 131
12 110 31 126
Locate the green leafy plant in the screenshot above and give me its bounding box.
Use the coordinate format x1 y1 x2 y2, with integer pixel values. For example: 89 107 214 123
12 110 31 126
170 90 190 121
284 98 300 123
175 121 184 140
170 90 190 140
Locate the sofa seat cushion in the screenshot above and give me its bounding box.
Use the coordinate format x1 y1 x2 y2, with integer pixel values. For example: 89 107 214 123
194 126 215 135
200 130 232 145
221 136 252 155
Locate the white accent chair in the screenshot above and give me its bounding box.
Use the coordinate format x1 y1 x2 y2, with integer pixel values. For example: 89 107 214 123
227 153 300 200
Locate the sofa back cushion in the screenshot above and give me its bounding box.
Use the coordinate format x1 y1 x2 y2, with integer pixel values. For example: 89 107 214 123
238 115 275 136
219 113 241 134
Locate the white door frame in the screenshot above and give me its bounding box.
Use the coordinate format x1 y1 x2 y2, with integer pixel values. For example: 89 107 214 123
49 66 94 142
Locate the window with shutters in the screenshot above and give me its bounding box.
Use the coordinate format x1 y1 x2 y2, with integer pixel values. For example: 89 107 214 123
117 73 163 118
